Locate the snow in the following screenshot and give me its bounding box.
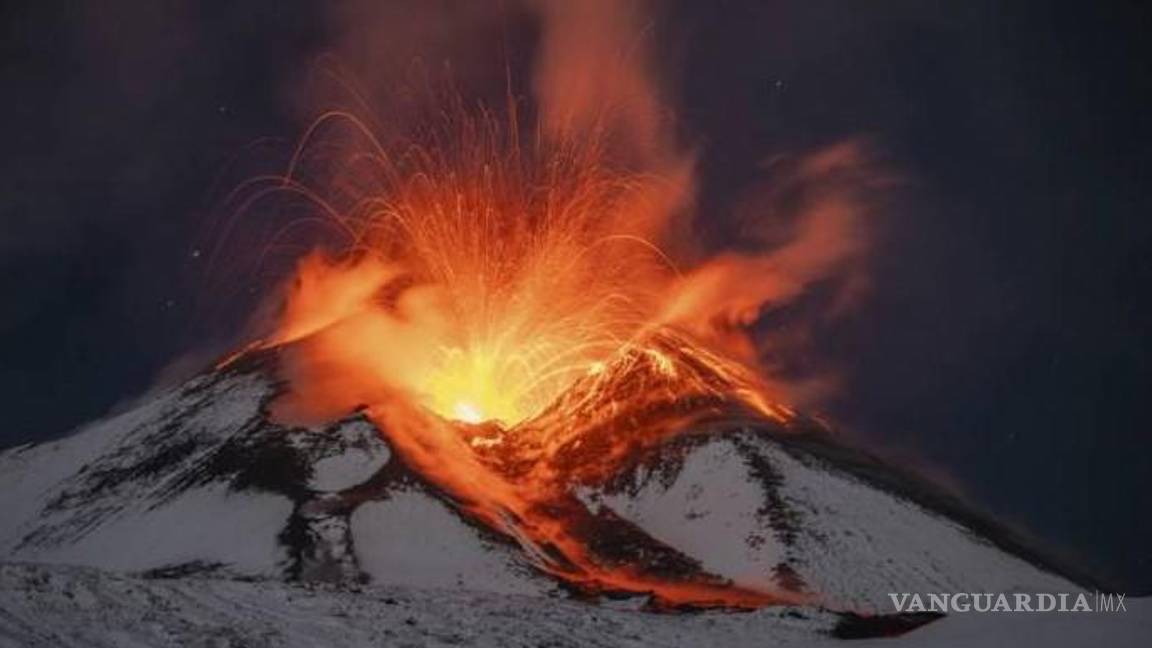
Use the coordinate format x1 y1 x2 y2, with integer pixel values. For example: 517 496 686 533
349 489 550 596
592 438 790 589
0 372 290 576
22 484 293 576
0 381 195 552
0 563 839 647
758 436 1079 609
306 419 390 493
0 365 1132 645
597 434 1079 611
0 563 1146 647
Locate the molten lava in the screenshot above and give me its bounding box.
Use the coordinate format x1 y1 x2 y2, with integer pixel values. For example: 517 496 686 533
254 109 790 429
222 110 875 608
216 1 880 611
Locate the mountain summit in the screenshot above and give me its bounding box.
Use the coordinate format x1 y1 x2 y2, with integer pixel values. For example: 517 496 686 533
0 348 1086 620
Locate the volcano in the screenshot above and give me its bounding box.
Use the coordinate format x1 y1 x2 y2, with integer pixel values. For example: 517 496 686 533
0 345 1103 644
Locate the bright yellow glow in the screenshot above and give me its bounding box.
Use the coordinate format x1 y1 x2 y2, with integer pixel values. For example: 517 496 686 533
421 345 543 425
452 401 485 424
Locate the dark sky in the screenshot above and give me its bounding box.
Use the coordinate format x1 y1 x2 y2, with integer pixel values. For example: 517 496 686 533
1 1 1149 590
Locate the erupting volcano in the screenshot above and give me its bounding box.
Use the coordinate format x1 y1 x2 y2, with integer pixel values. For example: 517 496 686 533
217 107 859 609
253 110 792 431
198 0 887 610
4 1 1146 645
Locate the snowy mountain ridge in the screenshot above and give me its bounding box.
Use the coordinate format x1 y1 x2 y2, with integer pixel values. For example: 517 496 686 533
0 348 1134 645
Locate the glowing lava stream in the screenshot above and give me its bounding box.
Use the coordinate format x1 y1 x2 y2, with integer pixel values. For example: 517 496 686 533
211 99 883 608
363 393 806 610
214 100 876 607
201 0 890 607
216 33 876 603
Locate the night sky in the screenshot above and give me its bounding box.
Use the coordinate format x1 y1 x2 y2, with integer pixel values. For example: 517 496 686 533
1 1 1149 591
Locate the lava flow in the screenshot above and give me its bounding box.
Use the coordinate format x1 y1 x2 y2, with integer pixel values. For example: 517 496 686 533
236 111 810 608
216 1 878 610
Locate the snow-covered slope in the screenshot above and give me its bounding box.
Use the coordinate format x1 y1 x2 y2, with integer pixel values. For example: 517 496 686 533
0 371 293 576
0 563 1146 648
0 350 1095 620
0 355 550 595
590 431 1081 610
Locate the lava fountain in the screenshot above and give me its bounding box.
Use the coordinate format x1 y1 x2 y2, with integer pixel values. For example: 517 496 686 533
257 108 793 430
214 1 881 610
